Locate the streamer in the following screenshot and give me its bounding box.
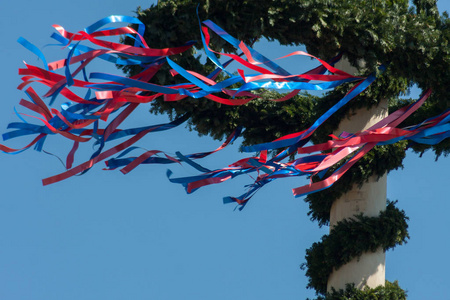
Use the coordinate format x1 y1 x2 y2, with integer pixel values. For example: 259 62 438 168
2 15 447 210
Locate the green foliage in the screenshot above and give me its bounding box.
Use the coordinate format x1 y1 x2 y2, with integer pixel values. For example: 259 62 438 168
122 1 449 298
312 281 407 300
301 201 409 295
123 0 449 158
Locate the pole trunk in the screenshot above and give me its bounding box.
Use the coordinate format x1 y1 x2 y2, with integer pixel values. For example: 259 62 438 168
326 59 388 292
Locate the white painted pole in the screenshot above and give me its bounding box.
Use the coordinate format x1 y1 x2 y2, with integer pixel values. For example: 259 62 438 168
326 59 388 292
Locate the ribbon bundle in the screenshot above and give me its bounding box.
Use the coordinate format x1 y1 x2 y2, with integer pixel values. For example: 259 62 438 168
2 15 448 208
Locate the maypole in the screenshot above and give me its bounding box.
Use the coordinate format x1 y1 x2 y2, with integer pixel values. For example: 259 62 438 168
2 1 449 299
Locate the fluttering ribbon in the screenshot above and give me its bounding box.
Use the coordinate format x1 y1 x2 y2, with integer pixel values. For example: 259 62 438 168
2 15 448 208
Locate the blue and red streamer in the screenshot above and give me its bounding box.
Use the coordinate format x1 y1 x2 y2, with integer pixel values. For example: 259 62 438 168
2 15 448 208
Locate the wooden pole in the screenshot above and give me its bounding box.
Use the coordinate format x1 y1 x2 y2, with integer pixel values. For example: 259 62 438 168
327 59 388 292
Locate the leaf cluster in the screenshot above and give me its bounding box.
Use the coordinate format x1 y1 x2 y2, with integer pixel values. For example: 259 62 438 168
123 1 449 158
312 280 407 300
301 201 409 295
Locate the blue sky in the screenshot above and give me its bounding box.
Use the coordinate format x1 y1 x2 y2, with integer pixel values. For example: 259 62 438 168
0 1 449 299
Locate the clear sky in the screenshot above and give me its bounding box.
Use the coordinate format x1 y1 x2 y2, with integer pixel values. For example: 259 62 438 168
0 1 449 299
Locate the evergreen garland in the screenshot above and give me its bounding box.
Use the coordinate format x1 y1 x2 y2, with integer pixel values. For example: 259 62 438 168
301 201 409 295
312 281 407 300
123 0 449 298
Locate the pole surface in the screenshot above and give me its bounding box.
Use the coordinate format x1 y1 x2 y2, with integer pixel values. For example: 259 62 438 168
327 59 388 292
